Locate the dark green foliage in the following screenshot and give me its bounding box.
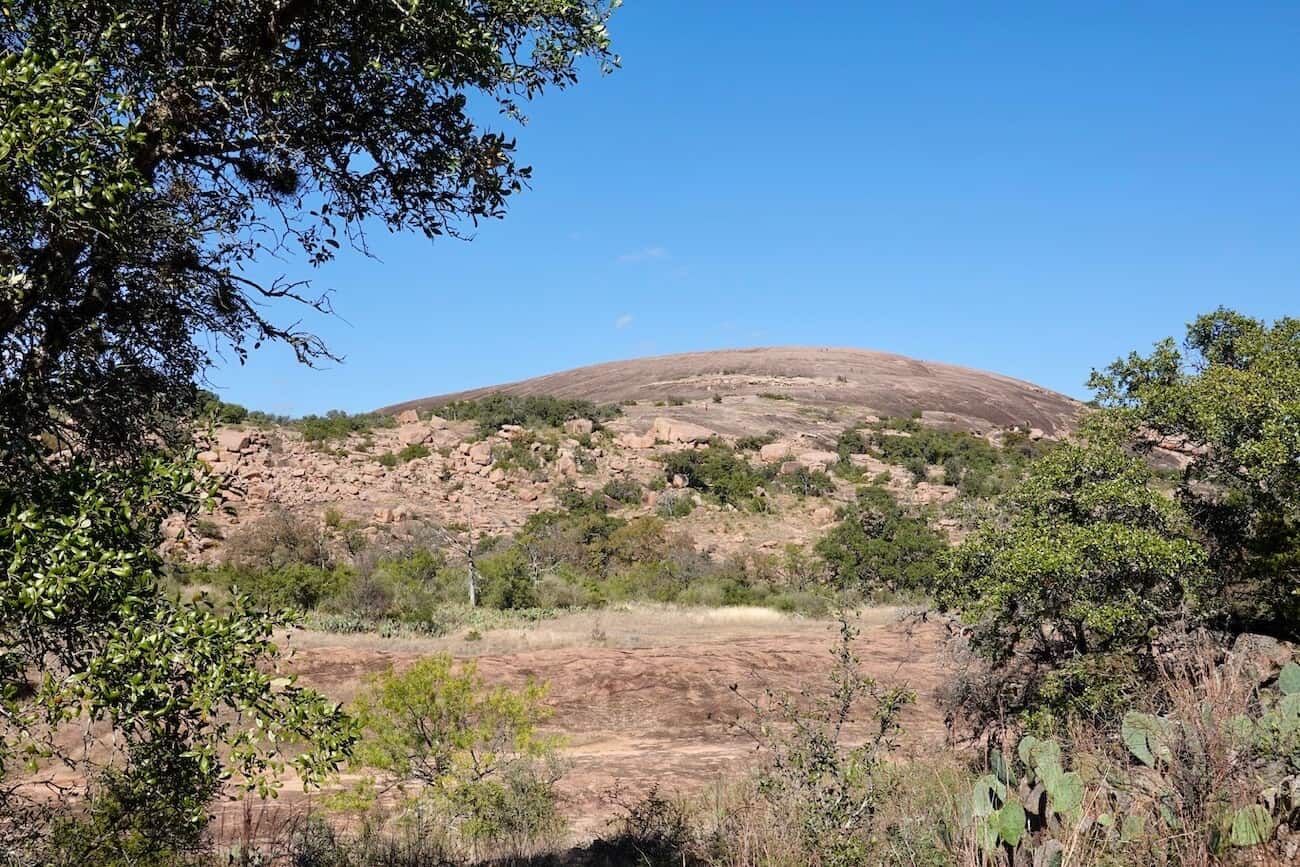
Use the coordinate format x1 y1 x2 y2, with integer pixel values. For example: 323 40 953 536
396 442 430 462
1089 308 1300 638
934 427 1209 722
0 1 615 483
865 418 1045 495
376 451 398 468
814 486 947 592
294 410 396 443
660 444 774 509
601 477 643 504
735 430 780 452
194 390 287 427
1 455 354 849
780 466 836 497
835 428 869 459
206 562 351 612
437 393 620 437
492 434 555 473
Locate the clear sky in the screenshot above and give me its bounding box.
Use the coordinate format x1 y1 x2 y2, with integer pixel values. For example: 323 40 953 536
211 0 1300 416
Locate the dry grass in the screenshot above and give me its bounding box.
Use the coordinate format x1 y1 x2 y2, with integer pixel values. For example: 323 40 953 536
285 602 905 658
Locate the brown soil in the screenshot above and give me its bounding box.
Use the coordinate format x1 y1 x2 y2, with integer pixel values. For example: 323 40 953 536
268 605 952 841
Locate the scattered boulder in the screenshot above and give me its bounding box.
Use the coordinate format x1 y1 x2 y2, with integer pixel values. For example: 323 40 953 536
797 450 838 470
555 454 579 478
759 442 791 463
779 461 803 476
468 441 493 466
618 432 657 449
398 424 430 446
396 409 420 424
216 428 251 454
652 417 715 445
564 418 595 436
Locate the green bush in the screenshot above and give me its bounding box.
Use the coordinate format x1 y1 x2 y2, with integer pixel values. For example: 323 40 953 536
601 477 643 504
436 393 620 436
199 562 351 611
397 442 431 462
815 486 947 593
934 425 1209 722
294 409 396 442
780 466 835 497
477 548 537 609
492 434 555 472
347 655 563 854
660 444 773 509
656 490 696 518
735 430 779 452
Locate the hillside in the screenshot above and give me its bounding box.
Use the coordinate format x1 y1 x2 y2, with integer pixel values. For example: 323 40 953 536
172 348 1080 567
381 346 1081 437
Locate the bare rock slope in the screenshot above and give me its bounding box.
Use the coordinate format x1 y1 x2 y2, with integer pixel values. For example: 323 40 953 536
382 346 1080 437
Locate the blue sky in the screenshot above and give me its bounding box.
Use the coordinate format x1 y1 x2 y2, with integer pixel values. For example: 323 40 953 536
212 0 1300 415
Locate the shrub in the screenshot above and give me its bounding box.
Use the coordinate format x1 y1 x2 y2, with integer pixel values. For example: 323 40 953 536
601 477 643 504
934 425 1210 723
477 548 537 609
735 430 779 452
192 518 223 540
293 409 396 442
436 393 619 436
656 490 696 518
779 466 835 497
222 509 332 570
835 427 868 459
661 444 772 509
396 442 430 462
347 655 563 855
815 486 946 593
211 561 351 611
732 616 915 866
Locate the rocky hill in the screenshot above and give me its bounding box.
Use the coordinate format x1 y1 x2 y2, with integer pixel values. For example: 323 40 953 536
382 346 1080 437
169 348 1081 564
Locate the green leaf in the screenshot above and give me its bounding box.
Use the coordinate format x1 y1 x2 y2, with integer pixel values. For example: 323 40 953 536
1120 814 1145 843
1046 770 1084 816
1229 805 1273 847
1279 661 1300 696
971 774 1005 818
997 797 1026 847
990 749 1016 786
1122 711 1172 767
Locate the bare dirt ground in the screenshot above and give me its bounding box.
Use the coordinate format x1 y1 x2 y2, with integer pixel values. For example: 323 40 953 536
271 605 953 840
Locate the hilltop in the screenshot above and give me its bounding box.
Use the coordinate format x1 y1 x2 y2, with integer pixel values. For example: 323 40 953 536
381 346 1080 437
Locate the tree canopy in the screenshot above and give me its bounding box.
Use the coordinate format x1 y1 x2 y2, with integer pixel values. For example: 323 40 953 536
934 424 1208 721
0 0 616 483
1 1 615 857
1088 308 1300 637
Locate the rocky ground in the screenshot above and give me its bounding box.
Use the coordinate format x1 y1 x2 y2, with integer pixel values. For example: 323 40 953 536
172 392 1033 565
